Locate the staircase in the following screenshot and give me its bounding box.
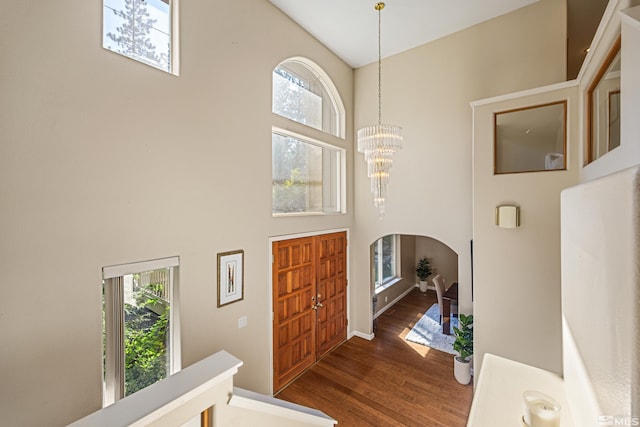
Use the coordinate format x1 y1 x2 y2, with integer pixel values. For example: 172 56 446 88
69 351 336 427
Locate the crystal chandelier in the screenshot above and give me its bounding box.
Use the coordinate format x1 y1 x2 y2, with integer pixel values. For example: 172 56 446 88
357 2 403 218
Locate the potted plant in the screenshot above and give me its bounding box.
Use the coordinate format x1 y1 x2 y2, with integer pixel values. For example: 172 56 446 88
452 314 474 385
415 257 432 292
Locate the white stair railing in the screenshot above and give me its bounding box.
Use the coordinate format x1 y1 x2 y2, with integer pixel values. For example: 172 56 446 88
68 350 336 427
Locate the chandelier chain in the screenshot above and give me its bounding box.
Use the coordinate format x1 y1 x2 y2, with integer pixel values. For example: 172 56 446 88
357 2 403 218
377 3 382 125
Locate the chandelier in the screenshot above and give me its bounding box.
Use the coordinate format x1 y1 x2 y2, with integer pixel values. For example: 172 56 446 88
357 2 403 218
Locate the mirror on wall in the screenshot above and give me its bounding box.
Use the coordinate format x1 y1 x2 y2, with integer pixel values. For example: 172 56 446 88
494 101 567 174
587 37 621 164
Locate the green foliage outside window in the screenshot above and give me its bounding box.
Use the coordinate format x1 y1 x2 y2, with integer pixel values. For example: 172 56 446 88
124 280 169 396
273 168 307 213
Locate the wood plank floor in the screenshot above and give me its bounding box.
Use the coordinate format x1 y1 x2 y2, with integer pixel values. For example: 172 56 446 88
276 288 473 426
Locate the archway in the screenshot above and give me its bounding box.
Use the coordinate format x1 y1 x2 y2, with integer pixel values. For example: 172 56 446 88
370 234 459 328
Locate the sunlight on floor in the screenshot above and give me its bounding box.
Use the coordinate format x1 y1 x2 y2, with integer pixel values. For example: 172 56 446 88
399 319 432 357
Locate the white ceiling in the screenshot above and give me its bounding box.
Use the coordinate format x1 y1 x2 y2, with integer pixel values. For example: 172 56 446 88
269 0 539 68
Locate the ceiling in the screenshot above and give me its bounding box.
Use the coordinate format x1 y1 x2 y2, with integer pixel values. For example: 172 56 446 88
269 0 609 74
269 0 539 68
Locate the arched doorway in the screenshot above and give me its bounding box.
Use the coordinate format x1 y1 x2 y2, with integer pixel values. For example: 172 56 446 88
371 234 459 327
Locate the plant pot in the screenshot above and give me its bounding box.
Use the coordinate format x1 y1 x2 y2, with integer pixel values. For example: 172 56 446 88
454 356 472 385
419 280 428 293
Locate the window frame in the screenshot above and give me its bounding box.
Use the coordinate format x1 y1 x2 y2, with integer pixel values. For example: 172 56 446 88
102 256 181 407
102 0 180 75
373 234 400 291
271 126 345 216
271 57 346 217
272 57 346 139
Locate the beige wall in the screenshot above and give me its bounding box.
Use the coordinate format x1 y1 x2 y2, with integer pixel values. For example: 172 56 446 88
472 83 580 376
415 236 458 288
0 0 580 424
0 1 354 425
352 0 568 334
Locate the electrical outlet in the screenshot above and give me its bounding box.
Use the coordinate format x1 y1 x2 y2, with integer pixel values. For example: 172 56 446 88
385 296 388 303
238 316 248 328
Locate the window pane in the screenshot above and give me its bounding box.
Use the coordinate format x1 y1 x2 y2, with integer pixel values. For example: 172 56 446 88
373 240 380 287
272 132 324 214
103 0 172 73
272 61 341 137
273 68 322 131
382 235 394 281
123 269 170 396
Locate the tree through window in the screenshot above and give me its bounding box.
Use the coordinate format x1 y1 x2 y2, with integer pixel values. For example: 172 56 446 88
103 0 176 74
271 58 346 215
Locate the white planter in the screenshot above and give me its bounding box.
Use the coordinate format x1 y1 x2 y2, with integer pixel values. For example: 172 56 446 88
419 280 428 292
454 356 472 385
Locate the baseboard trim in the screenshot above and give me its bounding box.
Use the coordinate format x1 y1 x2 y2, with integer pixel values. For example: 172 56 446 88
350 330 374 340
374 285 416 320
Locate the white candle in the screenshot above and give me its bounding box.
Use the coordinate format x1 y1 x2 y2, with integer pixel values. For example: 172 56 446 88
523 391 561 427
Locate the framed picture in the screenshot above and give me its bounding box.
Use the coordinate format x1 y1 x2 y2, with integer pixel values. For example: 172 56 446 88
217 250 244 307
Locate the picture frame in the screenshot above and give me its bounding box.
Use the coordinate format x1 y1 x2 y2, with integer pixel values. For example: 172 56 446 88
217 250 244 307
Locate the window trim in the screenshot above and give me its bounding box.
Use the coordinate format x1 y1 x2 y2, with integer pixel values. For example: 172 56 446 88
373 235 400 290
102 0 180 75
271 126 346 217
102 256 181 407
273 56 346 139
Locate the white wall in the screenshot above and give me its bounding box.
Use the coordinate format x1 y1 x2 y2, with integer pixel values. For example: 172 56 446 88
561 166 640 426
561 3 640 424
579 0 640 182
352 0 568 334
0 1 354 425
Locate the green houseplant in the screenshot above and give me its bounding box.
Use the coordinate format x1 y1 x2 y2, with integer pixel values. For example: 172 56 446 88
415 257 432 292
452 314 474 385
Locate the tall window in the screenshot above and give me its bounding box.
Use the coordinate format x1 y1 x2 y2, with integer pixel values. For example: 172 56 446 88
102 257 181 406
272 58 346 215
373 235 398 289
103 0 178 74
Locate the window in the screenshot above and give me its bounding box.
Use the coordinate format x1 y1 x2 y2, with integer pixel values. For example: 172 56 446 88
103 0 178 74
272 57 346 216
102 257 180 406
272 58 345 138
272 128 343 215
373 235 399 289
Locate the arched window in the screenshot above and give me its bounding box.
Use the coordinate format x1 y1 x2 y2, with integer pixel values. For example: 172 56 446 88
272 57 345 138
272 58 346 215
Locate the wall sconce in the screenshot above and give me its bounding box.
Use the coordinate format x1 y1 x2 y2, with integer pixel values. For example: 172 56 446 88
496 205 520 228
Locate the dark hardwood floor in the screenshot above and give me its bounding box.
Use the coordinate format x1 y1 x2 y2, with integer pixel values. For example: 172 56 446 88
276 288 473 426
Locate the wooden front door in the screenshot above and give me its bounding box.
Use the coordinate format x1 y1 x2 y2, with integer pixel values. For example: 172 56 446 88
272 232 347 392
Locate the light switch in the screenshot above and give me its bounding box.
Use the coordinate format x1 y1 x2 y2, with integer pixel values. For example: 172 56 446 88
238 316 248 328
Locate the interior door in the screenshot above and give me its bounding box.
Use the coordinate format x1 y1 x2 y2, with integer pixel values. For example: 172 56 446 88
272 232 347 393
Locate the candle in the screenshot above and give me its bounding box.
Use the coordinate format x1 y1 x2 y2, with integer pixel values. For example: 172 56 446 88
523 390 561 427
